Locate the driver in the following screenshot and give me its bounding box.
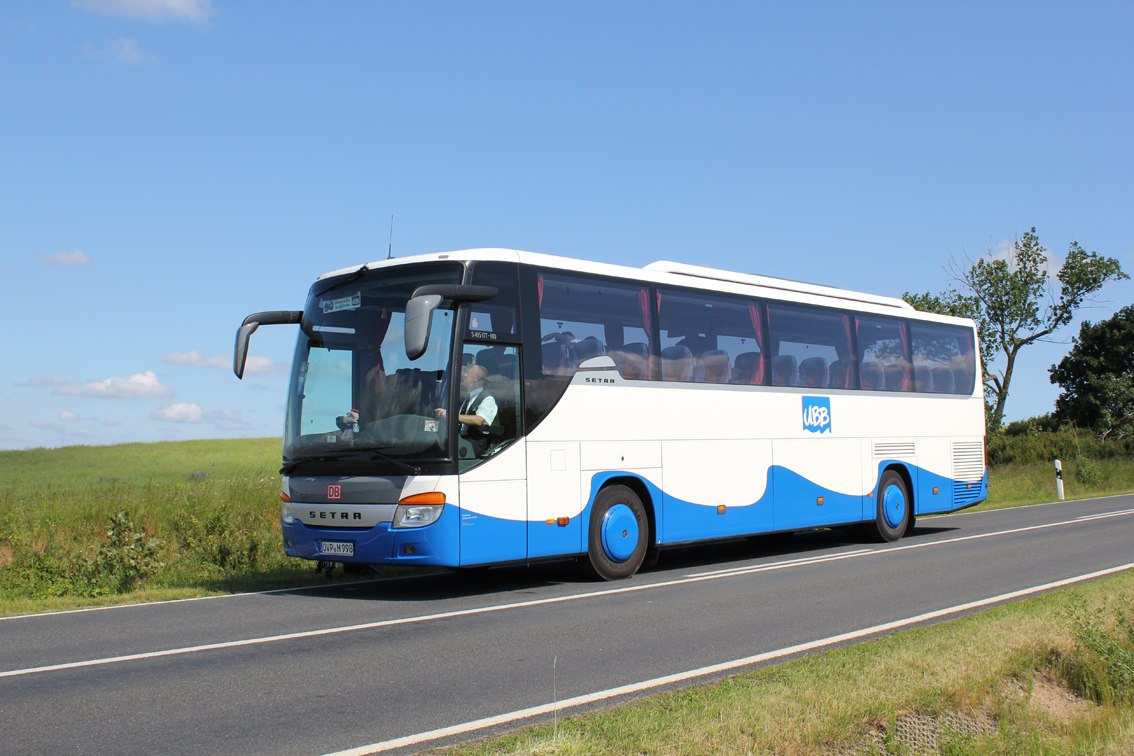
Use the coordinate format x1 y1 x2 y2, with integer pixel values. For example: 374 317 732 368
436 364 497 454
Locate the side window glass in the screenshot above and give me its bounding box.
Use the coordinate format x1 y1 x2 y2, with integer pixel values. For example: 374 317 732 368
767 303 853 389
857 315 912 392
456 344 521 470
469 262 521 343
657 287 765 384
911 321 975 395
537 272 651 380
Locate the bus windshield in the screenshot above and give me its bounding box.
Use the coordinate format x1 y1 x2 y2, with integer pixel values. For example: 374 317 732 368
284 263 463 467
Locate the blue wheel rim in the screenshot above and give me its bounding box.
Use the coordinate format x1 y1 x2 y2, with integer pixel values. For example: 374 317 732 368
601 503 639 563
882 483 906 529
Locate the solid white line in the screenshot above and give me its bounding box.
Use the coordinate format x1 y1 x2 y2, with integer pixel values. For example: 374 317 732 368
0 579 385 623
325 562 1134 755
4 508 1132 679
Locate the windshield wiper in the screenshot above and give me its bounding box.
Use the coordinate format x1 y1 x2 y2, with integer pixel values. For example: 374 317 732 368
280 454 352 475
279 447 421 476
314 264 369 298
367 446 421 475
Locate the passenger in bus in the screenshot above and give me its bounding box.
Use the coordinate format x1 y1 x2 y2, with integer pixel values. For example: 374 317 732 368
696 350 731 384
771 355 798 386
799 357 829 388
860 361 885 390
359 360 388 424
610 343 646 379
436 364 498 455
661 345 694 381
828 359 853 389
914 365 933 392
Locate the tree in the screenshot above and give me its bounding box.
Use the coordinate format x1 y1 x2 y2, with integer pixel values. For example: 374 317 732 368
1050 306 1134 439
904 227 1127 431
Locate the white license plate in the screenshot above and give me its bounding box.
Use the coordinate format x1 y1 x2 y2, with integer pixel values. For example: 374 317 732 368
320 541 354 557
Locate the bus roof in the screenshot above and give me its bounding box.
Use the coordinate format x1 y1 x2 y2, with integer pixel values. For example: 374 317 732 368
321 247 934 318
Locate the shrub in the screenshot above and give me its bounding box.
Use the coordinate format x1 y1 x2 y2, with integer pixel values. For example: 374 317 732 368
94 511 164 593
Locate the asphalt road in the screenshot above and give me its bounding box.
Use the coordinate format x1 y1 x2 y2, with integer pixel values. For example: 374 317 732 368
3 495 1133 755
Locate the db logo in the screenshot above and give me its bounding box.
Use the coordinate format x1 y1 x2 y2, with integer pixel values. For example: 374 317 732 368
802 397 832 434
327 484 342 500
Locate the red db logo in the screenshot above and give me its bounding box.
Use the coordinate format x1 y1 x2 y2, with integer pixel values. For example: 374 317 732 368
327 484 342 500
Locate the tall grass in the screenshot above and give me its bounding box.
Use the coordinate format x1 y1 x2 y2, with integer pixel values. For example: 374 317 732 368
2 433 1132 611
0 438 313 608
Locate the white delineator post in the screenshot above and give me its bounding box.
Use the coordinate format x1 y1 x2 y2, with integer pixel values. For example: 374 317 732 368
1054 459 1065 501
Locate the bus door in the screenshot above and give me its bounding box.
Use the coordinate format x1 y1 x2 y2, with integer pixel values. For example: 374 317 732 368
455 343 528 567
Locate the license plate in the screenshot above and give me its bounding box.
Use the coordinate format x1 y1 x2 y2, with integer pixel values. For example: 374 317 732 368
320 541 354 557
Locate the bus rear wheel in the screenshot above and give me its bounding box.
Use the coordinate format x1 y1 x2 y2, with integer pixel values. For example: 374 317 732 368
868 470 910 542
583 485 648 580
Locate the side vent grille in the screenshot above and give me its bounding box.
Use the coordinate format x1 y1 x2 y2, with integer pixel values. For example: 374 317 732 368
952 441 985 506
874 442 916 459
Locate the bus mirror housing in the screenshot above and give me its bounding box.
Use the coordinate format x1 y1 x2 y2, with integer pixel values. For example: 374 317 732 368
233 310 303 379
405 284 497 360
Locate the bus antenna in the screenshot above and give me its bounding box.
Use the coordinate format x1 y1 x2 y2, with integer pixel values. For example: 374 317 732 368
387 215 395 259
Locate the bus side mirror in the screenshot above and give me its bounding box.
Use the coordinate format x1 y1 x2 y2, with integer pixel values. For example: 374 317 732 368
404 294 444 361
404 284 498 360
233 310 302 379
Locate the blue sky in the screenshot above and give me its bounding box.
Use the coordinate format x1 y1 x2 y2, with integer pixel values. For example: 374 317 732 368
2 0 1131 451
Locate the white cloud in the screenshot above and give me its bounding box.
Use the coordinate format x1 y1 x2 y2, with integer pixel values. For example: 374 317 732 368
205 409 254 431
164 350 230 370
20 377 71 388
165 350 286 375
57 371 173 399
74 0 213 24
82 37 156 66
38 250 91 266
152 402 203 423
59 411 80 422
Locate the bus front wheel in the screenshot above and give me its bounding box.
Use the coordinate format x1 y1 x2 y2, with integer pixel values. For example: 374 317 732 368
583 485 648 580
869 470 910 543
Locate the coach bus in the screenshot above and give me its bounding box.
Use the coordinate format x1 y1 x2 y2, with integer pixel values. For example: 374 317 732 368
234 249 987 579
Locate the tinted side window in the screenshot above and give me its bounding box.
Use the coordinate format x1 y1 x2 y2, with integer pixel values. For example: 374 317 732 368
767 303 854 389
537 272 652 380
857 315 912 392
657 287 766 384
469 262 521 343
911 321 976 395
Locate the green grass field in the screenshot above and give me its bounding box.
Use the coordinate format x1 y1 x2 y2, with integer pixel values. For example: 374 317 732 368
1 436 1130 612
2 436 1132 751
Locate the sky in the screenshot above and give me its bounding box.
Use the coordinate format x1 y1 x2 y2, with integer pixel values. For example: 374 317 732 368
2 0 1132 451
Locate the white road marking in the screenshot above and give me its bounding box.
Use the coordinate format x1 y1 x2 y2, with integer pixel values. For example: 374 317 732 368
2 508 1132 680
325 562 1134 755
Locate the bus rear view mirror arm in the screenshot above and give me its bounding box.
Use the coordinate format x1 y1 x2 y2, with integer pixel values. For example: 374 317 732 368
405 284 497 360
233 310 303 379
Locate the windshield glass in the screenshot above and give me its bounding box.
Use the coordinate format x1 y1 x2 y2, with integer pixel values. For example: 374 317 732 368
284 263 462 466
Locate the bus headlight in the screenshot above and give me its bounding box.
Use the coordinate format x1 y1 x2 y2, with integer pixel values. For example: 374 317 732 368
393 492 446 529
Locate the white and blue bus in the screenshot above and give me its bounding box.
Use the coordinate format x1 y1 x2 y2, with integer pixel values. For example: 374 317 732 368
235 249 987 579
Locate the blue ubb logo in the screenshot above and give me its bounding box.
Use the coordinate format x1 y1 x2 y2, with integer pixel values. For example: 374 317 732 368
802 396 832 434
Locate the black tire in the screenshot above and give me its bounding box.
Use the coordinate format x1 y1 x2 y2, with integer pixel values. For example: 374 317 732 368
868 469 910 543
582 485 649 580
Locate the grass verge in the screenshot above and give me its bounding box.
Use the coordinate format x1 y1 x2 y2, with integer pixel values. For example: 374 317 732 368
438 570 1134 754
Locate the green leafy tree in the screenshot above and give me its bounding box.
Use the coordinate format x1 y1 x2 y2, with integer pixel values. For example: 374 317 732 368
905 227 1127 431
1050 306 1134 439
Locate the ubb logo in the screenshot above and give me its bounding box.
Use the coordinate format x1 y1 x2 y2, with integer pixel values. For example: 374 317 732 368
802 396 832 434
